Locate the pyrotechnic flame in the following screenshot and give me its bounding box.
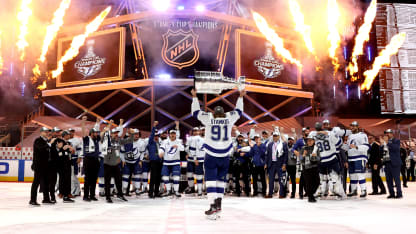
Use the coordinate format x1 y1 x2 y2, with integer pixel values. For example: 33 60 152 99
51 6 111 79
361 32 406 91
33 64 40 77
39 0 71 63
16 0 32 61
348 0 377 81
288 0 316 59
0 30 3 75
37 81 47 90
327 0 341 75
252 11 303 69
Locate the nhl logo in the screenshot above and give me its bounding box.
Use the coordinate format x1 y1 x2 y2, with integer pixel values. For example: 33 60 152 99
161 29 200 70
74 40 106 78
254 42 284 79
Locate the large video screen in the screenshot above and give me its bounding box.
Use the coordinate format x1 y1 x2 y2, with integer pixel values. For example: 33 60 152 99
376 3 416 114
57 27 125 87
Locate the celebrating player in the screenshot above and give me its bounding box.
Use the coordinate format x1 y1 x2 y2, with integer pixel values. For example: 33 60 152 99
191 88 245 220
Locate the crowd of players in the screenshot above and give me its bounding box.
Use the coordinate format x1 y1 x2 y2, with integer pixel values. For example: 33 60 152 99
29 116 414 206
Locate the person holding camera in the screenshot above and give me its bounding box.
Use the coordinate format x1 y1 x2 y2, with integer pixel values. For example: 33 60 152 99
300 135 320 203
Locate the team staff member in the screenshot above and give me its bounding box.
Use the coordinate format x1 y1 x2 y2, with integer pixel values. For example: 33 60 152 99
380 129 403 199
368 135 386 195
300 136 320 203
102 127 133 203
265 131 288 199
30 127 53 206
56 131 75 202
148 121 162 198
400 146 408 188
248 135 267 197
292 127 309 199
48 131 60 203
80 127 101 202
286 137 297 198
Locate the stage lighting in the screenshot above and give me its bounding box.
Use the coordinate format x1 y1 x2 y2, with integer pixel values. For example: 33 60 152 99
153 0 170 11
157 73 171 80
196 4 205 12
177 5 185 11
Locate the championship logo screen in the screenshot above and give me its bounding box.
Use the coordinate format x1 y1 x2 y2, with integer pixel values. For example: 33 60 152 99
235 29 301 89
57 27 125 87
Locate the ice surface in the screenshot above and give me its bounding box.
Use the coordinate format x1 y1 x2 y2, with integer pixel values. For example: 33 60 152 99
0 182 415 234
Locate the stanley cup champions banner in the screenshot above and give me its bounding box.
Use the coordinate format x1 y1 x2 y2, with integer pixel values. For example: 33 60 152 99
57 27 125 87
235 29 302 89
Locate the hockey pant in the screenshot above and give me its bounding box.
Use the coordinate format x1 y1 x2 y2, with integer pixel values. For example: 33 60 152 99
162 164 181 193
141 161 150 190
71 163 81 196
122 161 141 192
349 160 367 193
205 154 229 204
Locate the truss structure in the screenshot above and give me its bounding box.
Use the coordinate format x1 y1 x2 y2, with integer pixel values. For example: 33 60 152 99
40 0 314 132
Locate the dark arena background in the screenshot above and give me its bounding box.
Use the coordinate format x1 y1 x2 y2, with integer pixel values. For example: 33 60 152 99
0 0 416 233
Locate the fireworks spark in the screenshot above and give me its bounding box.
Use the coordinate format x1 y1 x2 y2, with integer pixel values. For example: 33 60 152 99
16 0 32 61
348 0 377 81
361 32 406 91
327 0 341 75
39 0 71 63
252 11 302 69
51 6 111 79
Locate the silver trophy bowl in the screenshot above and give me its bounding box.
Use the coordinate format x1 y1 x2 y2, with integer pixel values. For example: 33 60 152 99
194 71 245 94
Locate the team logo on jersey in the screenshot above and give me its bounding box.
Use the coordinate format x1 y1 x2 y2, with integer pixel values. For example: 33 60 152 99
254 42 284 79
74 40 106 78
168 147 178 155
161 29 200 69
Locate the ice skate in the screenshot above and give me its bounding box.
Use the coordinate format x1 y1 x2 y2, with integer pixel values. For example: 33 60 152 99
360 190 367 198
205 203 218 220
347 190 357 197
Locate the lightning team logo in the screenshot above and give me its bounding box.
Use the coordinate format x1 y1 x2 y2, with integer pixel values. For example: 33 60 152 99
254 42 284 79
74 40 106 78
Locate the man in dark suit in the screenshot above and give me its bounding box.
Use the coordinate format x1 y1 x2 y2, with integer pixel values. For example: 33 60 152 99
380 129 403 199
368 135 386 195
400 147 408 188
30 127 53 206
265 131 288 198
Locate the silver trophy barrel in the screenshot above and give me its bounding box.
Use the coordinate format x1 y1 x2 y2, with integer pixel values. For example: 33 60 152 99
194 71 245 94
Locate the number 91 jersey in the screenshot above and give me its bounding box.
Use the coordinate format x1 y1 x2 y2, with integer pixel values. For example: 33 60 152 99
309 131 342 164
192 97 243 158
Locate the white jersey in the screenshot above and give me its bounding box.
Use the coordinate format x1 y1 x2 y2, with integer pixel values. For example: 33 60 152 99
186 135 199 161
68 137 82 158
192 96 243 157
347 132 370 162
195 136 206 162
134 138 147 161
309 131 342 164
330 127 351 138
160 138 184 165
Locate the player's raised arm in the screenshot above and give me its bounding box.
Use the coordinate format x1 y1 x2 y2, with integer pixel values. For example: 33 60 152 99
235 89 245 115
191 89 210 124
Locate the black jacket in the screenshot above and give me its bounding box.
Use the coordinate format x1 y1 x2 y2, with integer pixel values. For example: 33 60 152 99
32 136 50 172
368 142 381 166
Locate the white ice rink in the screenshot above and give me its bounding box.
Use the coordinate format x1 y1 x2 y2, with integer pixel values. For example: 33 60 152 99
0 182 415 234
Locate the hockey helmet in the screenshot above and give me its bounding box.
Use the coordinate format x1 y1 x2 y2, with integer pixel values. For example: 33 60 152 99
315 122 323 131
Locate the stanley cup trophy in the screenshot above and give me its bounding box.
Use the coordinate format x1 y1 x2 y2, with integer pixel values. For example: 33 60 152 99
194 70 245 94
